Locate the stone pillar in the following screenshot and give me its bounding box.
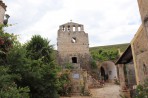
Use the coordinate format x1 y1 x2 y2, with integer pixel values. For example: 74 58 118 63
81 25 84 31
118 64 126 90
75 25 78 31
84 71 88 90
65 25 68 32
71 25 73 32
118 64 131 98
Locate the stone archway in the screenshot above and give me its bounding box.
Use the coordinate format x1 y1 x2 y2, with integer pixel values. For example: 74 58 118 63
100 61 117 82
100 66 106 80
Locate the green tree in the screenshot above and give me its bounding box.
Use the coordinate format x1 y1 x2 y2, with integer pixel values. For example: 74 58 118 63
0 24 15 65
1 25 70 98
91 49 119 62
26 35 53 63
58 72 71 96
90 59 97 69
7 46 60 98
0 66 29 98
20 35 61 98
0 25 29 97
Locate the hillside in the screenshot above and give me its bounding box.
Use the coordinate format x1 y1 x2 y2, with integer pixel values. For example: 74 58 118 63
89 43 130 62
90 43 130 52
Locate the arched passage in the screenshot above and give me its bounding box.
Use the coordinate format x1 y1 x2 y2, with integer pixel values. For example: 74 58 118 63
100 66 105 80
100 61 117 82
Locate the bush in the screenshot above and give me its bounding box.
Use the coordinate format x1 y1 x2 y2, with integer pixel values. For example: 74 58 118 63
135 79 148 98
90 60 97 69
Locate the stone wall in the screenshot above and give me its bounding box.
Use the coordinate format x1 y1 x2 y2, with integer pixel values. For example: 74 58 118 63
131 25 148 84
136 51 148 83
57 32 89 53
131 0 148 84
118 64 126 90
132 27 148 55
70 69 87 95
57 22 91 67
125 63 136 89
138 0 148 22
0 1 6 24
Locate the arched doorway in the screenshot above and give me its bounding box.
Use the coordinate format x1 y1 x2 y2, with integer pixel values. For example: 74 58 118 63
100 61 117 82
100 66 105 80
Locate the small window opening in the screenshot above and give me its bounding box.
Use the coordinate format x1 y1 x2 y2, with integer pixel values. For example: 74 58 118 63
62 26 65 31
68 25 70 31
78 26 81 31
71 37 76 43
143 64 147 75
73 26 76 31
72 57 77 63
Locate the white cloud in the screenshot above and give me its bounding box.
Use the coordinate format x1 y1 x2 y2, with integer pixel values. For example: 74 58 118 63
3 0 141 49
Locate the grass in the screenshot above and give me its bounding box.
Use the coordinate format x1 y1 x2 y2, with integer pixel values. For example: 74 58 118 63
90 43 130 53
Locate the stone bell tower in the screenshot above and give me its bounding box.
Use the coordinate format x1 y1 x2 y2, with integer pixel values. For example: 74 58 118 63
0 0 7 24
57 21 90 67
57 21 90 95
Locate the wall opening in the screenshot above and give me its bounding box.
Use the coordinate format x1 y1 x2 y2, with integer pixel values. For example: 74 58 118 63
62 26 65 31
101 66 105 80
78 26 81 31
73 26 76 31
143 63 147 75
100 61 117 82
71 37 76 43
68 25 70 31
72 57 77 63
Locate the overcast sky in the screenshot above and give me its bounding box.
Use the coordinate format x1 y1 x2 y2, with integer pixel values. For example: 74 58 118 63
3 0 141 49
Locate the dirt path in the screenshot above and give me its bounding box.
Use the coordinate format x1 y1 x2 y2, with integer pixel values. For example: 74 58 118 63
61 83 121 98
90 83 120 98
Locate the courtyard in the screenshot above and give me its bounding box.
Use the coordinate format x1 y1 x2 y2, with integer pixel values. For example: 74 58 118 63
61 83 120 98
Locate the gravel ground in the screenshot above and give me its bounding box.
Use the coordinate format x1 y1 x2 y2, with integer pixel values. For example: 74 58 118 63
61 83 121 98
90 83 120 98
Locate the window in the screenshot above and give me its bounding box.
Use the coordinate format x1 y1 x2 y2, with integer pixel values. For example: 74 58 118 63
71 37 76 43
73 26 76 31
143 64 147 75
78 26 81 31
68 25 70 31
62 26 65 31
72 57 77 63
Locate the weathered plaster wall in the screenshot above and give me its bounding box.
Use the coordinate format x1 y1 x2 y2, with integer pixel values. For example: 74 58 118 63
131 26 148 84
130 0 148 84
101 61 117 81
